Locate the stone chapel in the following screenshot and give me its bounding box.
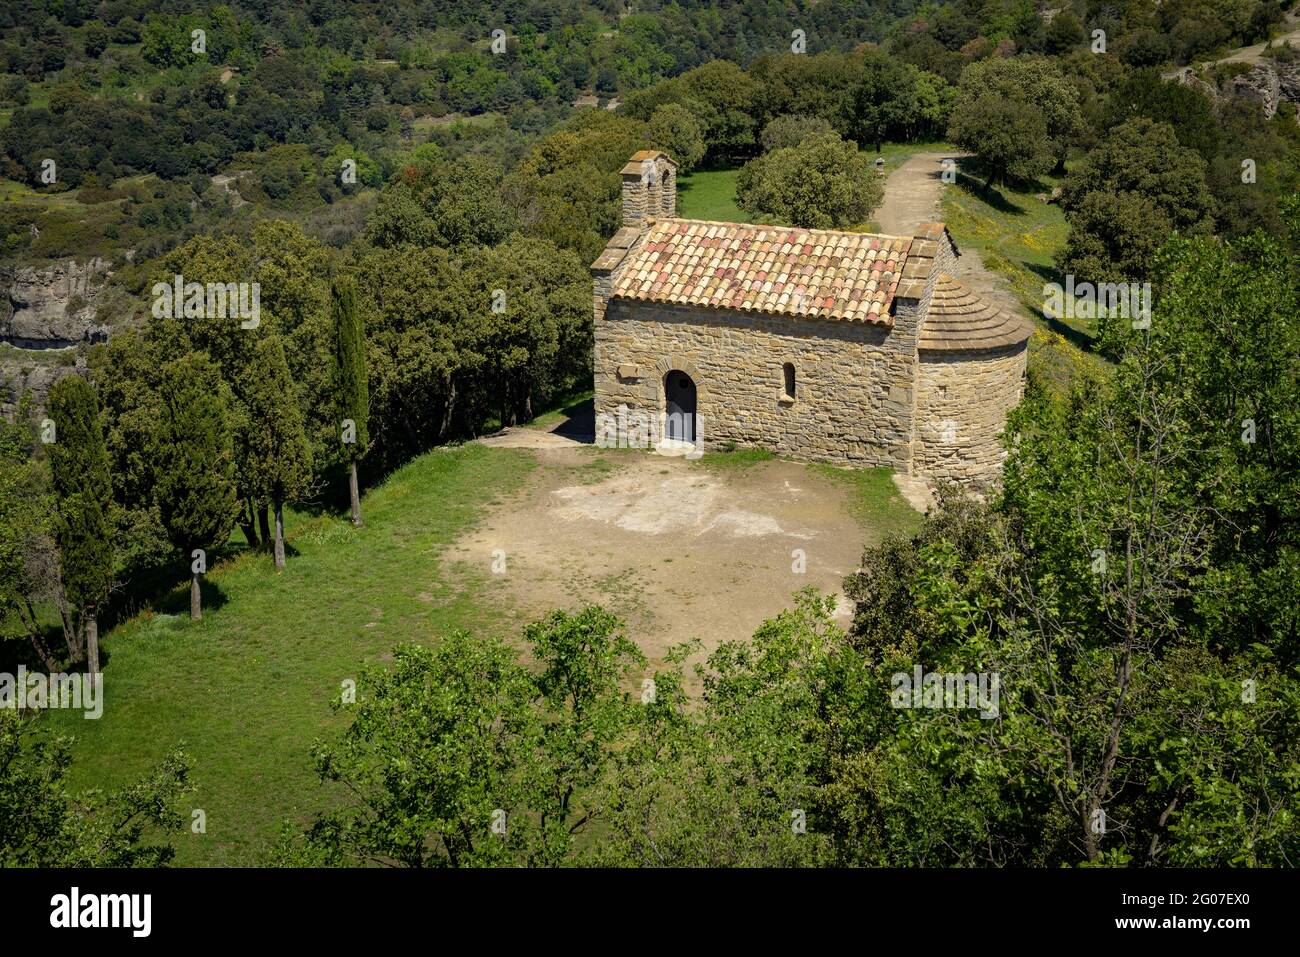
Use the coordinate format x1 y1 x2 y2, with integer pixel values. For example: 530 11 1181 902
591 150 1033 485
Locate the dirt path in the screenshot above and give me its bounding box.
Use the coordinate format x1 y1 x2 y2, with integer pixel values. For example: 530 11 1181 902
1216 25 1300 65
874 151 949 238
877 150 1024 319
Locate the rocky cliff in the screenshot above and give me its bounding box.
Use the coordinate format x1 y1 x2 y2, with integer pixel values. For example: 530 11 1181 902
1 257 111 347
1174 58 1300 120
0 258 112 418
0 355 78 419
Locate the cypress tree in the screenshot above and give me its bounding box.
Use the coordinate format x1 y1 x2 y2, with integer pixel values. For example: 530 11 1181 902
152 353 238 620
245 336 312 569
332 276 369 527
46 375 114 673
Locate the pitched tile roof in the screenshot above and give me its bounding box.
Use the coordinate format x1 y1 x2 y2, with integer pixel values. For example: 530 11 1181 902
592 226 642 272
918 275 1033 352
621 150 676 175
608 219 913 324
894 223 957 300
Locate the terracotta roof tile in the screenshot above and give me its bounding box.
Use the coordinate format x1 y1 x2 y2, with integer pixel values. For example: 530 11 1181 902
610 219 913 324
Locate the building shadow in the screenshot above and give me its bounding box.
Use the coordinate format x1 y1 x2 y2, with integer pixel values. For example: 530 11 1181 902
550 397 595 444
1022 260 1100 352
954 171 1026 215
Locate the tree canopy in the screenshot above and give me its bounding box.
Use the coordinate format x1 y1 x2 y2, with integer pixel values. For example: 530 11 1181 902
1058 117 1215 283
737 131 883 229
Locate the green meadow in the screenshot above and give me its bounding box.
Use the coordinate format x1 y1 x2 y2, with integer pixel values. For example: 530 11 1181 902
46 443 534 865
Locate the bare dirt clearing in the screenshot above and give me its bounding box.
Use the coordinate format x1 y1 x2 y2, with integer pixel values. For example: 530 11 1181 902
452 417 918 676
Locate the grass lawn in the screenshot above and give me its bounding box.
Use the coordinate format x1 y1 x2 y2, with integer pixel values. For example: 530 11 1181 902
676 167 748 222
693 446 776 470
940 168 1069 314
811 464 925 540
39 392 922 866
47 442 535 866
941 163 1110 389
676 142 957 229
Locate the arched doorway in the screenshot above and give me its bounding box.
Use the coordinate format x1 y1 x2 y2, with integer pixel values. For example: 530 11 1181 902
663 370 696 443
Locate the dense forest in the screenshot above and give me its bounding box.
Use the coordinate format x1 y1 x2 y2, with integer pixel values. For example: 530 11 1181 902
3 0 1296 260
1 0 1298 868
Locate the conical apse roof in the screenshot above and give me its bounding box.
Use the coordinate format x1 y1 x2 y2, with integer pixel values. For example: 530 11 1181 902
918 274 1033 352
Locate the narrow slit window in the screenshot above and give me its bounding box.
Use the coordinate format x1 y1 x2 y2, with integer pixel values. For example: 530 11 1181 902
783 363 796 400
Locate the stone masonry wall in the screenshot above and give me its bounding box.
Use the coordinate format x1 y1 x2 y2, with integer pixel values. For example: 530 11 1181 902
912 343 1027 485
594 299 919 468
902 233 958 469
621 155 675 228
